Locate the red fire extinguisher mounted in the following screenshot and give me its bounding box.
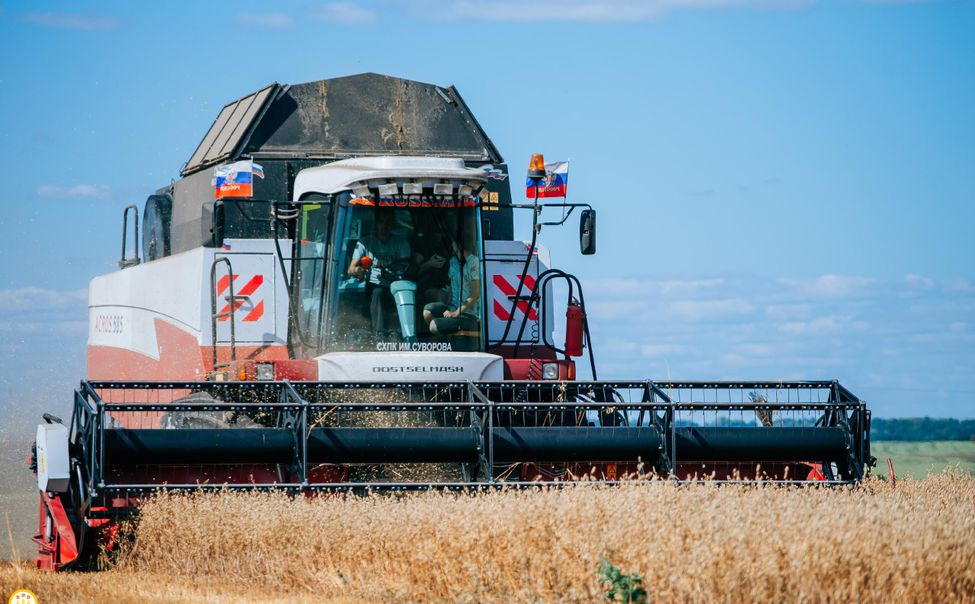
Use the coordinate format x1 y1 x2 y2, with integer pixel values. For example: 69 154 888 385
564 300 586 357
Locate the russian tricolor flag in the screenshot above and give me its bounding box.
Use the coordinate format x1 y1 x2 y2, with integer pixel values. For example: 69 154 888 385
526 160 568 198
213 160 264 199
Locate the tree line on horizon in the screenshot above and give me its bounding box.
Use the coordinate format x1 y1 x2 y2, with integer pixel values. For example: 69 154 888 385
672 416 974 441
871 417 975 441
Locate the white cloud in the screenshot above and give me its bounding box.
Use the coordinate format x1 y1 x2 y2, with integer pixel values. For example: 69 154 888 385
0 320 87 335
904 273 935 289
777 274 874 299
579 271 975 415
735 343 776 356
778 316 840 335
22 12 120 30
658 278 725 296
945 278 975 294
439 0 665 21
670 298 756 321
36 184 112 200
0 287 87 336
0 287 87 313
777 315 868 335
765 303 811 320
584 277 724 298
425 0 807 21
858 0 934 4
312 3 378 24
602 339 641 355
641 343 689 357
586 300 646 319
586 278 654 297
235 13 296 29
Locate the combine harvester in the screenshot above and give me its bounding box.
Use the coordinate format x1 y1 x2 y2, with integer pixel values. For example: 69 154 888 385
29 74 873 570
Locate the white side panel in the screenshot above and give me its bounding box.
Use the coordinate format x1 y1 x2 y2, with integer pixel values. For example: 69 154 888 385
88 239 291 353
89 247 206 355
317 351 503 381
483 240 553 347
36 423 70 493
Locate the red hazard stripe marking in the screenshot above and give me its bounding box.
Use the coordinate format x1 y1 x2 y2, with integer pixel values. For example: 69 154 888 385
242 299 265 322
237 274 264 296
493 299 511 321
218 275 264 321
492 274 538 320
216 273 239 295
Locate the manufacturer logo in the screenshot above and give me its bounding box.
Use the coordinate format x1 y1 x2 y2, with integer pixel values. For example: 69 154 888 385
94 314 124 334
372 366 464 373
8 590 39 604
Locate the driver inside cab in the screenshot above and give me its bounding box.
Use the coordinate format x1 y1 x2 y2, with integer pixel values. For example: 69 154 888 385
347 208 411 333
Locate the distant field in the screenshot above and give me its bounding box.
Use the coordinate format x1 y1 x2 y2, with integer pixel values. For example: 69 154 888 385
872 440 975 479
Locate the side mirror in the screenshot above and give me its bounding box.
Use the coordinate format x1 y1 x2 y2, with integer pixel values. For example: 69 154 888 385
580 209 596 255
211 201 225 249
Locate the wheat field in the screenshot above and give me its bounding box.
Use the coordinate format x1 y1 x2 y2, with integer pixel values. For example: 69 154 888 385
3 471 974 603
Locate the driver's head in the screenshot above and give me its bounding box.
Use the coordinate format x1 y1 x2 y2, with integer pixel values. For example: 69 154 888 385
374 209 395 241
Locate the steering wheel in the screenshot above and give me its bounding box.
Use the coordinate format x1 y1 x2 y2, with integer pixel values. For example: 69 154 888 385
380 258 414 282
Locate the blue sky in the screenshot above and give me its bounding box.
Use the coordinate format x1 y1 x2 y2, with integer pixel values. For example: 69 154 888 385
0 0 972 428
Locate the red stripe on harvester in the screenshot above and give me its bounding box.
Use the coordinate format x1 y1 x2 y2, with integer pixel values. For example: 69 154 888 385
216 273 239 295
242 300 265 322
493 299 510 321
492 275 538 320
218 275 264 321
236 274 264 297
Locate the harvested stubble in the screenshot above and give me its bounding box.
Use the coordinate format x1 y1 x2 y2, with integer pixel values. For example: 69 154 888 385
4 471 975 603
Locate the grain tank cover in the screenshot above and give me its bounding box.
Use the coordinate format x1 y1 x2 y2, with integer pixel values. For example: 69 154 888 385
181 73 502 176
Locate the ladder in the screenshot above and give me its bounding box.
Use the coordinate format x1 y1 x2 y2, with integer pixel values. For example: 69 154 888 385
209 257 240 377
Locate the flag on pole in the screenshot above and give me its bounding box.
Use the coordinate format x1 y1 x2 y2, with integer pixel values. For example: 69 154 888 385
213 160 264 199
526 160 569 198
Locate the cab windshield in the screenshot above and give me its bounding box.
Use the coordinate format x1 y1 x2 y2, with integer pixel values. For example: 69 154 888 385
307 195 483 354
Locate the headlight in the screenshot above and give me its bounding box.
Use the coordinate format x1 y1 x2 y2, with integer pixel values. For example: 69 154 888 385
541 362 559 380
256 362 275 381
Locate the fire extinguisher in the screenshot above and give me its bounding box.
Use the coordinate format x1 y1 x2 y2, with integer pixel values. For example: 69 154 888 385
565 300 586 357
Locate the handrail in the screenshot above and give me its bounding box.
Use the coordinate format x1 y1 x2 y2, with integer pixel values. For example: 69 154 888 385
209 257 238 373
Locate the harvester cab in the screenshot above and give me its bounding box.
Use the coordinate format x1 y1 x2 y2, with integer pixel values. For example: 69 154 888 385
30 74 873 571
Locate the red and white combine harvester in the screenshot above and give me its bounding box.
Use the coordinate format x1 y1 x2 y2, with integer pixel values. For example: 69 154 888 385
30 74 873 570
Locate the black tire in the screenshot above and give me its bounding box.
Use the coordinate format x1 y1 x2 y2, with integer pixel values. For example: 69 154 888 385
142 194 172 261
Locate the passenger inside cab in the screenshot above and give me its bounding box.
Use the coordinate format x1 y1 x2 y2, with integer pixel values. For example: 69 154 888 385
422 213 480 335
